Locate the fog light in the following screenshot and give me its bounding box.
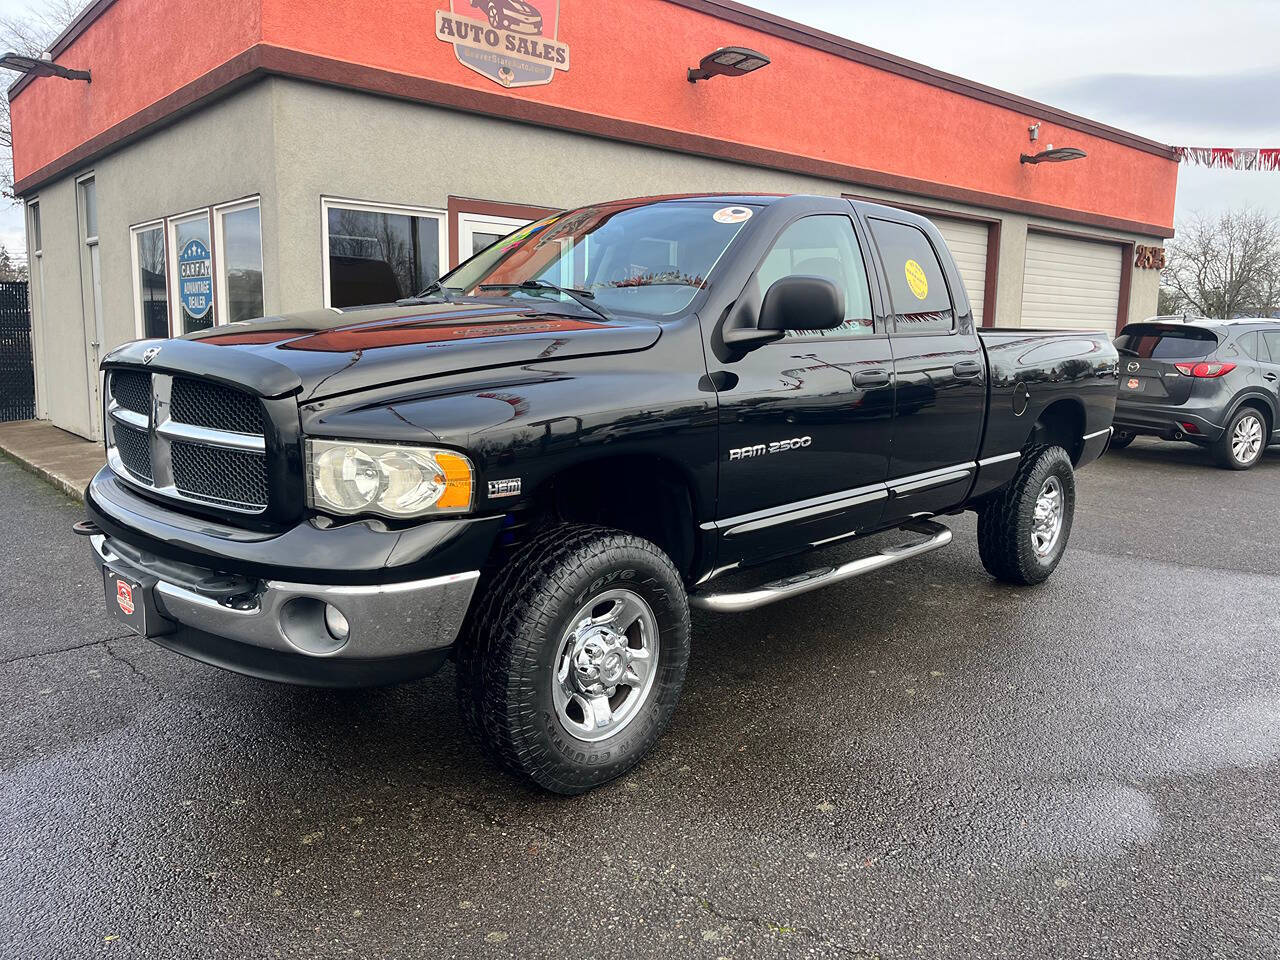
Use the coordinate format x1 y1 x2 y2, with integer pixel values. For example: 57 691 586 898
324 604 350 642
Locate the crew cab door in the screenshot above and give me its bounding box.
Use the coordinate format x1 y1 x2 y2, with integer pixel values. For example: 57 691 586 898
710 212 894 566
863 214 986 522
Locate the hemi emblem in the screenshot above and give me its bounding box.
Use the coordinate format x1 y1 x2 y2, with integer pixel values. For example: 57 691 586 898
487 478 522 499
116 580 135 616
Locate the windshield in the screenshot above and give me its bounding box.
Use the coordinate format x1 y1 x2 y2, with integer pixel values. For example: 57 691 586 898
438 200 757 317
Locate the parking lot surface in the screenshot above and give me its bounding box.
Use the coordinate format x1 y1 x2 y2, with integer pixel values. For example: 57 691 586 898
3 439 1278 959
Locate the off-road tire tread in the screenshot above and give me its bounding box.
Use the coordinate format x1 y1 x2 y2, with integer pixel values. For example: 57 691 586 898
977 444 1075 586
454 523 689 793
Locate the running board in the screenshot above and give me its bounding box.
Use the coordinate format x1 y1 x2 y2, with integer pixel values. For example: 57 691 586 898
689 520 952 613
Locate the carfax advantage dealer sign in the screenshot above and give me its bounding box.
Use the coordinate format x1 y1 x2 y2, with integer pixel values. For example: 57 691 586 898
436 1 570 88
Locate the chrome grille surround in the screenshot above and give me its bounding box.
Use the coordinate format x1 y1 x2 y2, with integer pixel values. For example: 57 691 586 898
105 370 269 514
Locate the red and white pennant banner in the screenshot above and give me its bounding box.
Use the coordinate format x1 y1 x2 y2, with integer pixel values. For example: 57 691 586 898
1173 147 1280 171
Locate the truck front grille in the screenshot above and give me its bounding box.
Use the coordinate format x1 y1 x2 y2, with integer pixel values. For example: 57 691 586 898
105 369 271 514
171 440 269 507
112 422 153 482
170 377 265 435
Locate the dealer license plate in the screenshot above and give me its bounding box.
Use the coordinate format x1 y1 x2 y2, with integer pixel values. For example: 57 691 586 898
102 566 156 637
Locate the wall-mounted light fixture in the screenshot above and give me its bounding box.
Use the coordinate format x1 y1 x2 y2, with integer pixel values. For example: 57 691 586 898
0 51 90 82
687 47 770 83
1021 146 1087 164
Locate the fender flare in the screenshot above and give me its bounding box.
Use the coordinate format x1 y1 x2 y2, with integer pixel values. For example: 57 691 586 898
1224 389 1278 431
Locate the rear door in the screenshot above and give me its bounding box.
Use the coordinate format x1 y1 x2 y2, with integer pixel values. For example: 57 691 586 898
864 215 986 522
1114 323 1220 405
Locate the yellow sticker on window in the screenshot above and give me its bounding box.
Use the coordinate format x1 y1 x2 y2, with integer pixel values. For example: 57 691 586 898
904 259 929 300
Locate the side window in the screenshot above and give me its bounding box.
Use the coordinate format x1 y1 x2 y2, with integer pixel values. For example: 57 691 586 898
868 218 955 335
1263 331 1280 363
754 215 875 337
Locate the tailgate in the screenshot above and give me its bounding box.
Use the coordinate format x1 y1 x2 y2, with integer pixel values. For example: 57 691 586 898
1115 323 1220 405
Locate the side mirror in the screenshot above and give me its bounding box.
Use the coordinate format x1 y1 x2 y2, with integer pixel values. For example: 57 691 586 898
758 275 845 331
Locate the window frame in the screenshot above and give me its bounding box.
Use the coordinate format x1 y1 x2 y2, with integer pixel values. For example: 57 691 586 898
129 218 170 339
166 206 216 334
213 195 265 325
747 212 885 342
320 197 448 308
866 216 959 338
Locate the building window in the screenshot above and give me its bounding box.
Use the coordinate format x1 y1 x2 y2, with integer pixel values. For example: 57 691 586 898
131 222 169 339
322 199 446 308
29 199 41 255
168 210 215 334
457 211 531 262
215 198 264 323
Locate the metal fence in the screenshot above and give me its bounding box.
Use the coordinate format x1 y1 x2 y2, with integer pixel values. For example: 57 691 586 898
0 281 34 422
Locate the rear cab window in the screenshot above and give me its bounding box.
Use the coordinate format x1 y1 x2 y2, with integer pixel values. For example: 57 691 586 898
867 218 955 335
1114 324 1219 360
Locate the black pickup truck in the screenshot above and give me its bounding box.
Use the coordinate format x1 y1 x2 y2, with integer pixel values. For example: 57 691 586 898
81 194 1118 793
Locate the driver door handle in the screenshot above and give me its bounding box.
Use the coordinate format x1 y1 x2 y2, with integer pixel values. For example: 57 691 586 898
852 368 891 388
953 360 983 379
1265 372 1278 383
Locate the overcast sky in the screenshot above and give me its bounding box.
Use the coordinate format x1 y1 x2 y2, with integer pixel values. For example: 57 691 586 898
2 0 1277 258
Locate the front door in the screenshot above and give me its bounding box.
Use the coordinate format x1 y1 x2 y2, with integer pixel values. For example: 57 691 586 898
863 215 986 522
711 213 895 567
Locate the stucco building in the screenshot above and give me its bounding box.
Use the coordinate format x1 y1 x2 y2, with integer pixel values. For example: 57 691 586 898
13 0 1179 441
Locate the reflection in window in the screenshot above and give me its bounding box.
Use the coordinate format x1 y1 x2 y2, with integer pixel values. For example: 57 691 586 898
221 204 264 322
134 225 169 338
868 218 955 335
327 205 441 308
754 215 875 337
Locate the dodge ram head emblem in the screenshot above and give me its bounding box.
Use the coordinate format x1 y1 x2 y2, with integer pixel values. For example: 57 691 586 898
142 346 161 365
1127 361 1140 373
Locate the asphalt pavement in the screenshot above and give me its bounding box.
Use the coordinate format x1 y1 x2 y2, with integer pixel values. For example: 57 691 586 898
2 439 1278 958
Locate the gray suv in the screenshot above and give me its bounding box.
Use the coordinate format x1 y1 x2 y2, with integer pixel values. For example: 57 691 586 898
1112 317 1280 470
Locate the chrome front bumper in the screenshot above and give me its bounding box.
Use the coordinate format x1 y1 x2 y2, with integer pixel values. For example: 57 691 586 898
90 534 478 663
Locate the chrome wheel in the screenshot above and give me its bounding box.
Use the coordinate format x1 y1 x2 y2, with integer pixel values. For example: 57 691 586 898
1031 475 1065 558
553 588 659 743
1232 414 1264 464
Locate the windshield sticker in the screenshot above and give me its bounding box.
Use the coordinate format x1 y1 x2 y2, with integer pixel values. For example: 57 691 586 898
904 259 929 300
713 206 753 224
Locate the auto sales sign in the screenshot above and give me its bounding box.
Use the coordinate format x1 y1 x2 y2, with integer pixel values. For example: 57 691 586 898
436 0 569 88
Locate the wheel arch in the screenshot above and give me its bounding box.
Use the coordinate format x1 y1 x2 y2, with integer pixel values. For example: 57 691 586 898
507 453 706 579
1225 390 1276 434
1027 398 1087 465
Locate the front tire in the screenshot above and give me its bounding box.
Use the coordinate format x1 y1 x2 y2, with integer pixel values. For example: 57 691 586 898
977 445 1076 585
455 524 690 794
1213 407 1267 470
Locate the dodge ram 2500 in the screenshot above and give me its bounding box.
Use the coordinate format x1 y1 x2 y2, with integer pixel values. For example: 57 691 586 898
79 194 1119 793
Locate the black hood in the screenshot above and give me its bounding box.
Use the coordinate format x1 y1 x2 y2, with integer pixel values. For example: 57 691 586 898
101 301 662 402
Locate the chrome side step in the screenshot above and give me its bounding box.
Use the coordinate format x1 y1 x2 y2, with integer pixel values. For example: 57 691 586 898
689 520 952 613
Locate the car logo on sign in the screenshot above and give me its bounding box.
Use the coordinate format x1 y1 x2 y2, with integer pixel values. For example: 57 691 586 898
142 346 161 365
116 580 135 616
1127 361 1140 373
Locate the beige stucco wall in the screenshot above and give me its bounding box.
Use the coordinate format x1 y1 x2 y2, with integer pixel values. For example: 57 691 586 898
25 75 1166 439
23 83 279 439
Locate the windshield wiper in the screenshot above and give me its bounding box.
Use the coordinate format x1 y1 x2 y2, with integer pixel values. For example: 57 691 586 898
398 280 457 305
479 280 613 321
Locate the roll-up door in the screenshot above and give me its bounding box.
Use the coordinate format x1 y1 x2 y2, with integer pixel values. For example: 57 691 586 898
1021 231 1123 330
931 216 989 326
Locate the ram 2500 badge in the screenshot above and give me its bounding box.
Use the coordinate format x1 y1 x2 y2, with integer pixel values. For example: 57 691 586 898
79 195 1119 793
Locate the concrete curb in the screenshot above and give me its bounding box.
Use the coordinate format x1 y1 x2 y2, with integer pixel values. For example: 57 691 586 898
0 445 87 502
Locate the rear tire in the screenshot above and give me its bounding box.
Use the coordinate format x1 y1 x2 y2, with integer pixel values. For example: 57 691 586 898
977 445 1076 586
1213 407 1267 470
1109 431 1135 450
455 524 690 794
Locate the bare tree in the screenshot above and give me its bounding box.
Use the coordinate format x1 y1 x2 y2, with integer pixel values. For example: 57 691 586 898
1161 208 1280 319
0 0 84 195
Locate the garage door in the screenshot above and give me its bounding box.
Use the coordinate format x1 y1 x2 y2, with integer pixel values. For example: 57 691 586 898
1021 231 1123 330
931 216 989 326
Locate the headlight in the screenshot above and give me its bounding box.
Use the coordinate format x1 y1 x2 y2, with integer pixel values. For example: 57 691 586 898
306 439 474 518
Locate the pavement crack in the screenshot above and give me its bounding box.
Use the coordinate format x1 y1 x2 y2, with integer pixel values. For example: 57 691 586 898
0 634 132 668
103 638 166 696
673 886 878 957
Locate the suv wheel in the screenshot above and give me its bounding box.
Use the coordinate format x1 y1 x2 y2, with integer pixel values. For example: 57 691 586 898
455 524 690 794
977 445 1076 585
1214 407 1267 470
